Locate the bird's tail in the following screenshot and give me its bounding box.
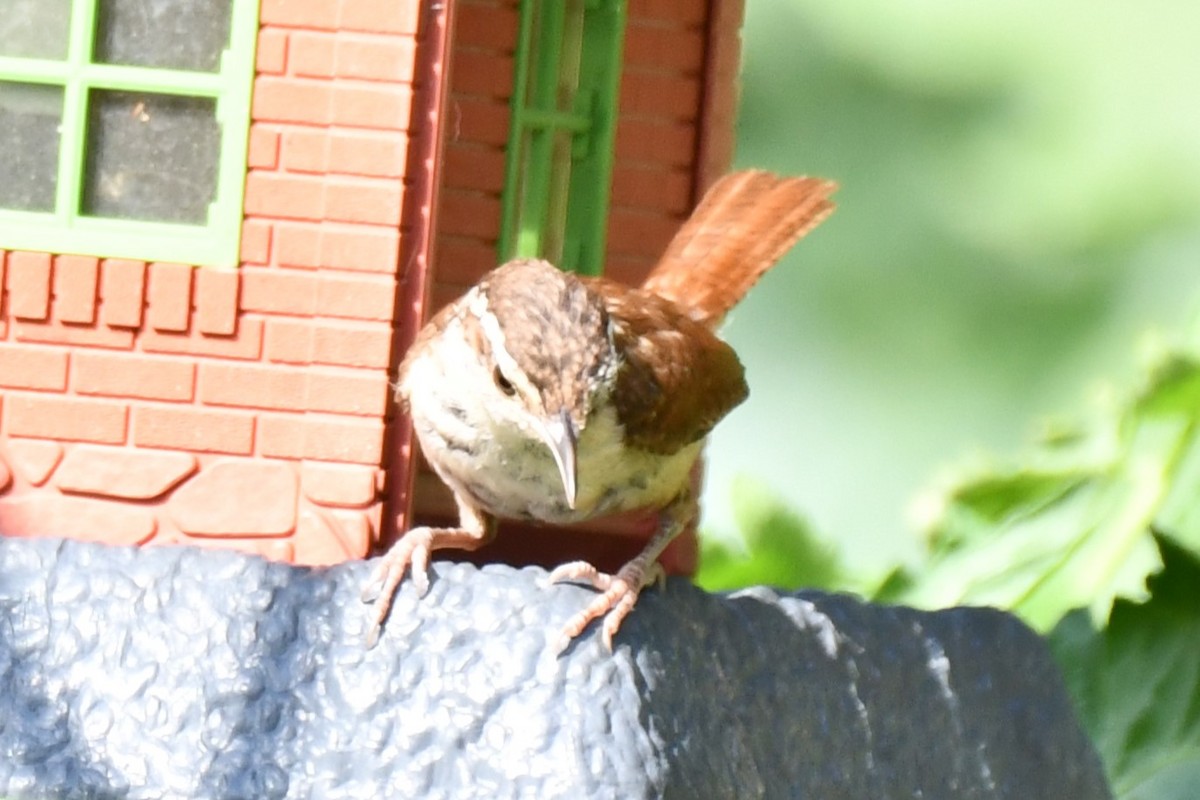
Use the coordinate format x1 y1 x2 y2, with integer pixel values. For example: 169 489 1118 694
641 170 836 328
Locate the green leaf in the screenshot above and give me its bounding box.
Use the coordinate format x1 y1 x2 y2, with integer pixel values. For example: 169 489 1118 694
900 324 1200 630
1154 428 1200 558
1137 353 1200 417
947 468 1088 530
1049 539 1200 800
698 476 847 593
902 451 1165 629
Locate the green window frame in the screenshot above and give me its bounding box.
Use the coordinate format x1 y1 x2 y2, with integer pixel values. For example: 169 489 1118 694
0 0 258 268
498 0 626 276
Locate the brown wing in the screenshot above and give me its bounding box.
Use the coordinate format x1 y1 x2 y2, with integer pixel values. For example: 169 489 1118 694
642 170 836 329
584 277 748 454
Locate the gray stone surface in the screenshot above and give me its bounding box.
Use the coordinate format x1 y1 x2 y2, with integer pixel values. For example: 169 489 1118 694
0 537 1111 799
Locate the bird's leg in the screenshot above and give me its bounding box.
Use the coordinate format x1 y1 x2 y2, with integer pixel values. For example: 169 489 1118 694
361 490 496 647
548 491 696 651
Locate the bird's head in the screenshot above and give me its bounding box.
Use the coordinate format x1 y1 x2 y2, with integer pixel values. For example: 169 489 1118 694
464 259 614 508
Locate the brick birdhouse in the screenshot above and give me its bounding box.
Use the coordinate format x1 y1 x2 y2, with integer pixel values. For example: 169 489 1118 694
0 0 744 576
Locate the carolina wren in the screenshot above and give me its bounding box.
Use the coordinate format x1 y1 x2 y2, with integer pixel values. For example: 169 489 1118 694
363 170 836 649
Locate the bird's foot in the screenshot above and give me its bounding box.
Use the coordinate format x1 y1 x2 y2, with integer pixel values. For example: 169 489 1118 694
360 526 436 648
548 557 666 652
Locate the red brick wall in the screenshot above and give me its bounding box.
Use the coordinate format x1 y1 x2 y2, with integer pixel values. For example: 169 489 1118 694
694 0 745 192
0 0 426 565
431 0 734 305
606 0 712 285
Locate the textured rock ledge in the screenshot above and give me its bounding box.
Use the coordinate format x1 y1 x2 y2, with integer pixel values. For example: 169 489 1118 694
0 537 1110 799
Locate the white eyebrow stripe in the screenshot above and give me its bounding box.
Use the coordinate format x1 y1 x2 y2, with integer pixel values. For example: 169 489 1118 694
468 288 541 403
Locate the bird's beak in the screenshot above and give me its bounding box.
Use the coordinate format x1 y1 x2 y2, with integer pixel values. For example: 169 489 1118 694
538 409 578 509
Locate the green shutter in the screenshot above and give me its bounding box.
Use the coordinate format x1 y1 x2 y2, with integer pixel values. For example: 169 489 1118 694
499 0 626 277
0 0 258 268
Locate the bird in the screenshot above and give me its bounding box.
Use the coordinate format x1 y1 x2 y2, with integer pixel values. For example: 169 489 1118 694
362 169 836 650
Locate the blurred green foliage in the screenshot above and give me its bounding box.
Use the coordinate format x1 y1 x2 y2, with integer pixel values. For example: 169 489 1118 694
700 3 1200 797
703 0 1200 573
699 476 846 593
897 319 1200 629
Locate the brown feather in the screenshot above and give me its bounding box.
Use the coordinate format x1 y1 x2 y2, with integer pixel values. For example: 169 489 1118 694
582 276 748 454
642 170 836 329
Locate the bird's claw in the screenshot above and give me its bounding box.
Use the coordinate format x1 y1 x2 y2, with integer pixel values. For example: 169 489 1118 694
361 527 434 648
549 558 664 652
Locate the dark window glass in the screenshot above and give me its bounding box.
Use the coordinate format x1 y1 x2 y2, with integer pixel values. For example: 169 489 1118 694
93 0 233 73
82 90 220 223
0 82 63 211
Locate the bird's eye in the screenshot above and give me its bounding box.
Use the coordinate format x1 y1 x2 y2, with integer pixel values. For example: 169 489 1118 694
494 367 516 396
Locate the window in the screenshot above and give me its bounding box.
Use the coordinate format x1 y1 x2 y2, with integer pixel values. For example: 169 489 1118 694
0 0 258 268
498 0 626 276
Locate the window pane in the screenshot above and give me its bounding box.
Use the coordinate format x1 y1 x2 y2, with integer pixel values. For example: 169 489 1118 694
0 0 71 59
0 82 62 212
93 0 232 73
82 90 220 224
